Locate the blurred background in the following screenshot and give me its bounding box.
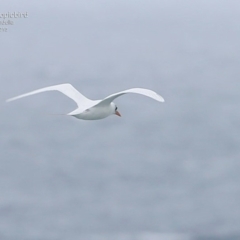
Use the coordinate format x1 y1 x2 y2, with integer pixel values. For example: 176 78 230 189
1 0 240 239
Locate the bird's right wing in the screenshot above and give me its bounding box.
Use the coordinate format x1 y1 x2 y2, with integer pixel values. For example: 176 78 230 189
94 88 164 108
6 83 93 109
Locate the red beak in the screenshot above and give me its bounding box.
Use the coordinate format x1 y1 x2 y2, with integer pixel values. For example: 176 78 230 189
115 110 121 117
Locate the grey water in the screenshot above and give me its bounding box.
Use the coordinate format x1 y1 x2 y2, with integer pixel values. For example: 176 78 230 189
1 1 240 239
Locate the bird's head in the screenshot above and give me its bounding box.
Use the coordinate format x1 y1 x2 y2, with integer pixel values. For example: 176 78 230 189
111 102 121 117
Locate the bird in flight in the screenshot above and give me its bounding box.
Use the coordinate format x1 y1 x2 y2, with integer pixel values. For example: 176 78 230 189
6 83 164 120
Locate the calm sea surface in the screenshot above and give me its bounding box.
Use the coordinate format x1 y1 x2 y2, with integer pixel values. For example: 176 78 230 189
1 1 240 239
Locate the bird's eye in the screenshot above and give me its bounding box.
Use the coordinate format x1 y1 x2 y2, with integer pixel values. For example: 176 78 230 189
115 106 118 111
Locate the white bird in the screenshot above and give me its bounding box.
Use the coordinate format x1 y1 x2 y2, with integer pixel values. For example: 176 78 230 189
6 83 164 120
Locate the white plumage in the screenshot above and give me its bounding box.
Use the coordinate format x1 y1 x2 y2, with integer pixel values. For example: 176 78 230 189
6 83 164 120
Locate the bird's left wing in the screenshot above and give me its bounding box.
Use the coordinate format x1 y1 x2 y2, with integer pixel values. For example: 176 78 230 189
94 88 164 107
6 83 93 109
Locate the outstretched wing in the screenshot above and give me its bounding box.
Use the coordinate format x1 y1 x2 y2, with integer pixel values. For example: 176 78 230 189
6 83 93 108
94 88 164 107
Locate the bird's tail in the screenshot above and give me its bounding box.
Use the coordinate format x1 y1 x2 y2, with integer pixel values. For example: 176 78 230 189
46 113 68 116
